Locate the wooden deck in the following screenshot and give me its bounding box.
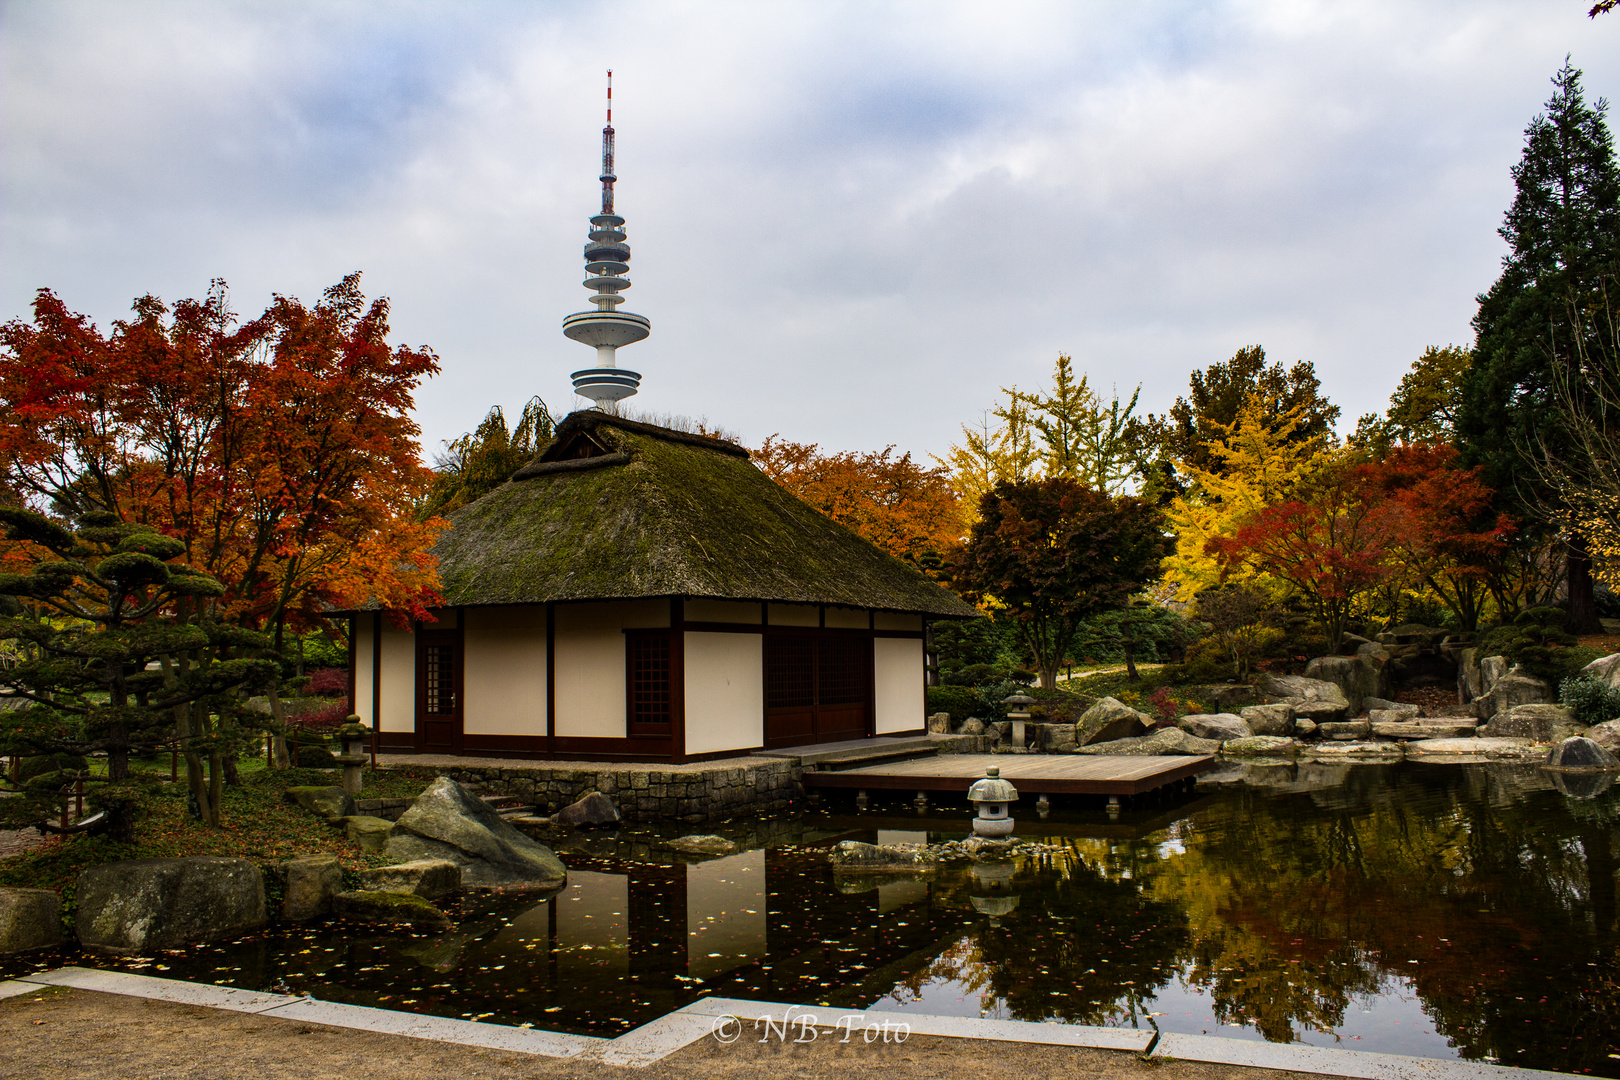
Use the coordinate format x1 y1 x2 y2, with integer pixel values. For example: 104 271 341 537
801 753 1213 797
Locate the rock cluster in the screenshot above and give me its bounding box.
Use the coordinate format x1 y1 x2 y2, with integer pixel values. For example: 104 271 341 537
385 777 567 889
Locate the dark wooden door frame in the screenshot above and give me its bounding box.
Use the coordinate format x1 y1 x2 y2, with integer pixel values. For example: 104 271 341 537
762 627 875 749
414 623 464 754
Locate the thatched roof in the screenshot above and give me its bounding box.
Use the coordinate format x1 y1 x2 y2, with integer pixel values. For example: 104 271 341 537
428 412 978 617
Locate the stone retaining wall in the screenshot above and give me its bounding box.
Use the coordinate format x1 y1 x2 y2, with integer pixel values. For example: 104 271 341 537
382 757 803 823
351 797 415 822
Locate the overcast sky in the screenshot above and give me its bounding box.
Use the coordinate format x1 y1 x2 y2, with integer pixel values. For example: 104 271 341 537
4 1 1618 464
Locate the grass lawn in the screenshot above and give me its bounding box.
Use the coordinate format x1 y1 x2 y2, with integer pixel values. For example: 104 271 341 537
0 763 433 924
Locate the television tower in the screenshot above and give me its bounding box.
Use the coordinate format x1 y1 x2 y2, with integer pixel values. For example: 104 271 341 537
564 70 648 407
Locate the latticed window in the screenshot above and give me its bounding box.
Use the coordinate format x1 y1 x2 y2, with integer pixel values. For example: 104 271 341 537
424 643 456 715
628 633 672 731
817 636 866 706
765 636 815 709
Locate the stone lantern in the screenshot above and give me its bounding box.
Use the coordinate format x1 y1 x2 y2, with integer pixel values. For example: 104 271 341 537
335 716 371 797
967 765 1018 837
1002 693 1035 750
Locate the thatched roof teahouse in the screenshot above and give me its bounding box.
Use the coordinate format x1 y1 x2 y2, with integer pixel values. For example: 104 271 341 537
349 412 977 761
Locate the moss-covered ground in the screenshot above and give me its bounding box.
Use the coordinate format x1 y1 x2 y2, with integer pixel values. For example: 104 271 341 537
0 763 432 923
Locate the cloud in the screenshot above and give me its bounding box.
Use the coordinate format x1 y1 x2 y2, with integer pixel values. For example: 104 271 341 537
3 0 1617 462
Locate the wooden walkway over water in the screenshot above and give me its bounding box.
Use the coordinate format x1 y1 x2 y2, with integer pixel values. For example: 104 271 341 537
801 753 1213 797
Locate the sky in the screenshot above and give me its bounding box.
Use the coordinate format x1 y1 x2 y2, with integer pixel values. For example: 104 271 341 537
3 1 1618 465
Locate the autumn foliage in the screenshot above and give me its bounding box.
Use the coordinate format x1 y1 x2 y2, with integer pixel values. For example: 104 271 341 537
753 435 964 567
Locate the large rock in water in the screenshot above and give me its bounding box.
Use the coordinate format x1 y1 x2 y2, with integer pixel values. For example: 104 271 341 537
1221 736 1299 758
1075 728 1220 756
1075 698 1152 745
1544 736 1619 771
77 857 266 955
386 777 567 888
1303 655 1385 716
1239 703 1294 736
557 791 621 827
282 855 341 922
0 888 62 955
1178 713 1252 742
1484 703 1584 743
357 858 461 900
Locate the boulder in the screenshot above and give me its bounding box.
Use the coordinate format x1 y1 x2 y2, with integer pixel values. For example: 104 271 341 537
1543 736 1620 771
1038 723 1077 752
1372 719 1480 740
1406 737 1540 760
344 815 395 853
386 777 567 888
1294 718 1318 738
1221 736 1299 758
557 791 621 828
1177 713 1252 742
1318 721 1372 741
281 855 341 922
1357 642 1392 662
1184 684 1256 711
0 888 61 954
1580 652 1620 690
957 718 986 736
1292 699 1348 725
1239 703 1294 736
1586 719 1620 752
665 835 738 856
1484 703 1584 743
1076 728 1221 756
1367 705 1422 723
1304 655 1386 715
1457 647 1482 703
332 890 450 927
926 712 952 734
1075 698 1152 745
356 858 461 900
77 857 266 955
1305 741 1405 760
1259 673 1350 709
284 785 356 825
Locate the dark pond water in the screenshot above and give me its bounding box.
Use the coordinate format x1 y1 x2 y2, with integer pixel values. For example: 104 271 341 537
6 761 1618 1074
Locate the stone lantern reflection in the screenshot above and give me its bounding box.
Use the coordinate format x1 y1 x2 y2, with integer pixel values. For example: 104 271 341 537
967 766 1018 837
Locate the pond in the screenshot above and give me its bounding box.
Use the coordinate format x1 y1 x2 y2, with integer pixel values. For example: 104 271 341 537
5 760 1617 1075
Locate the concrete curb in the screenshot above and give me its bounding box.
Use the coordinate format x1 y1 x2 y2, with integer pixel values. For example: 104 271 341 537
0 968 1580 1076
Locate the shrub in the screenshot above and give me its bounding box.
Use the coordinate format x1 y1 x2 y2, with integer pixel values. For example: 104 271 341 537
306 667 349 697
1477 615 1587 683
1560 675 1620 726
294 697 352 732
925 686 979 724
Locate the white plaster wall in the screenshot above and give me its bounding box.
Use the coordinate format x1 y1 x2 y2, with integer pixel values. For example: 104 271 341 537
875 612 923 632
874 636 925 734
686 598 760 624
825 606 868 629
767 603 819 627
463 606 547 736
352 618 375 729
378 626 415 733
684 632 763 755
553 599 668 738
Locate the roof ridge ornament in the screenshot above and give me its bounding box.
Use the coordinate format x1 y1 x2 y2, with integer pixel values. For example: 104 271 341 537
565 69 648 410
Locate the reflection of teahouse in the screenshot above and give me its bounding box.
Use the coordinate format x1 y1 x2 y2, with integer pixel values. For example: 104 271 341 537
346 78 976 763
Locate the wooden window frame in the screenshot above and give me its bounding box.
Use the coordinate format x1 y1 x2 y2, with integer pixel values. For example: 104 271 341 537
625 629 674 737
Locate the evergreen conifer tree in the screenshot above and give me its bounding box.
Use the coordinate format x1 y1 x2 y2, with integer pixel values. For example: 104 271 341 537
1458 60 1620 632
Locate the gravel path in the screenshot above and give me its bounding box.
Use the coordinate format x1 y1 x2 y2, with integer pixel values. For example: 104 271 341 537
2 986 1327 1080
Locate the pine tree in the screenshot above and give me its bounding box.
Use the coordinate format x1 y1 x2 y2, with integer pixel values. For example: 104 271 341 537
1458 60 1620 632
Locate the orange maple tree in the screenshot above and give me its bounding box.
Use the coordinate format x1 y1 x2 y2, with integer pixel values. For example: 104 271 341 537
753 435 965 567
0 273 443 665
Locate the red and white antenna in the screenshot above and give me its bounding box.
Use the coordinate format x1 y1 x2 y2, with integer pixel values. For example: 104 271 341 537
600 70 616 215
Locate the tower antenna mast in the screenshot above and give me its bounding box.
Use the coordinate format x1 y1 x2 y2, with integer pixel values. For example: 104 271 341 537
564 70 648 408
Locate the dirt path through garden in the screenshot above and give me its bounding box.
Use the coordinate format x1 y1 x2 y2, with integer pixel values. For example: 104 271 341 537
1 985 1335 1080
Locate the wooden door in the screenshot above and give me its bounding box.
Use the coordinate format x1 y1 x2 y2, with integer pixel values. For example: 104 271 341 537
763 633 872 749
416 629 463 753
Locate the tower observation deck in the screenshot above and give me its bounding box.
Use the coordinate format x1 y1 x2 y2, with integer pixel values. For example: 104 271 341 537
564 71 647 407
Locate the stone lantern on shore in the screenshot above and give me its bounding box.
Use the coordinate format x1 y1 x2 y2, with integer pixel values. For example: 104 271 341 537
967 765 1018 837
1002 693 1035 750
336 716 371 797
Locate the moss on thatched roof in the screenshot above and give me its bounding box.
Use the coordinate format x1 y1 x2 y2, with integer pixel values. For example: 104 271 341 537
429 413 977 617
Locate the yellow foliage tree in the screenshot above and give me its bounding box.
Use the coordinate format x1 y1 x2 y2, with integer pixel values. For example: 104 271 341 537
1162 394 1334 600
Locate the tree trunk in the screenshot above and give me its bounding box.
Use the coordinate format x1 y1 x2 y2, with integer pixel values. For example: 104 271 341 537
267 686 292 769
1567 534 1604 634
1122 637 1138 681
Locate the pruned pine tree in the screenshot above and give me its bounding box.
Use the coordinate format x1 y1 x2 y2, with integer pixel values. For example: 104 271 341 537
0 507 275 840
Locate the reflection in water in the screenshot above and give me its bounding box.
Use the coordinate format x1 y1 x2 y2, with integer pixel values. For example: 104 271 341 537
6 762 1615 1074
